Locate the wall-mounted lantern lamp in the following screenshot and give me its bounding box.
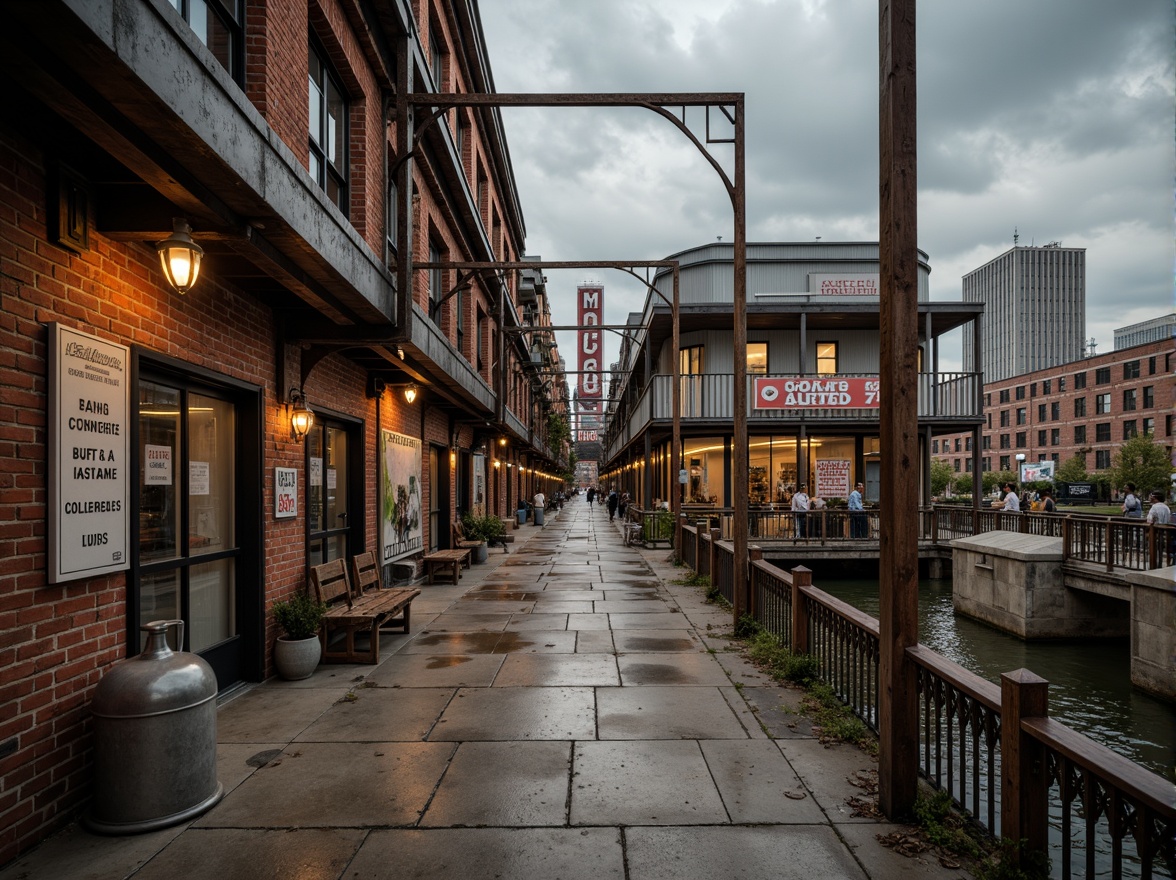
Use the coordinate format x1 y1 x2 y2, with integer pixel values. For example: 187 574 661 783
403 383 418 404
288 387 314 441
156 218 204 295
498 436 507 448
450 448 457 466
493 459 501 469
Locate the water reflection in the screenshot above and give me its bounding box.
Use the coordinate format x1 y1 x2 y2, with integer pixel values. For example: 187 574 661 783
817 578 1176 783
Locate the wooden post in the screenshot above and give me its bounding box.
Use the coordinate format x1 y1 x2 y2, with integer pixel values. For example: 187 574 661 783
695 520 706 573
709 527 721 590
791 565 811 655
877 0 920 820
1000 669 1049 863
748 545 763 618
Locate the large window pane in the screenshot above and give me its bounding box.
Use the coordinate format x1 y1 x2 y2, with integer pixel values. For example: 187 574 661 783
684 437 722 504
188 394 235 555
189 557 235 652
139 382 181 562
138 569 180 651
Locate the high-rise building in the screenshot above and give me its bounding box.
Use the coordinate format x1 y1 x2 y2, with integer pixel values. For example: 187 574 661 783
1115 313 1176 349
962 243 1086 382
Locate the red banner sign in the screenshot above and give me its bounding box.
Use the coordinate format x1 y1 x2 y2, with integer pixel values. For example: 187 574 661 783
577 286 602 400
753 377 880 409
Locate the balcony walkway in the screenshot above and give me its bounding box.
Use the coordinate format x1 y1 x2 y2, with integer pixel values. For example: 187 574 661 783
2 497 964 880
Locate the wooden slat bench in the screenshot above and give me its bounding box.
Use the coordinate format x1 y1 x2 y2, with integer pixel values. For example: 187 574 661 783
422 548 471 584
451 522 482 552
309 556 420 664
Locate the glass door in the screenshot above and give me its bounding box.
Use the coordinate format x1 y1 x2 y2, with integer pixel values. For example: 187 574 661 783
136 379 251 688
307 422 353 566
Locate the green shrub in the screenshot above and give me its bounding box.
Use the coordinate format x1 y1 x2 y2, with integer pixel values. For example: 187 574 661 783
272 592 327 640
462 513 506 544
734 614 762 638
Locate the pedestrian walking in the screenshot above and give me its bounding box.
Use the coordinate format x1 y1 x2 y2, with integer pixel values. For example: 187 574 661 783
586 486 596 504
607 489 619 521
618 492 629 519
791 484 809 538
1121 483 1143 518
849 482 867 538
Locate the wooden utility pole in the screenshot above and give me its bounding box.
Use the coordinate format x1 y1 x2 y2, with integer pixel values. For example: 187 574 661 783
877 0 919 818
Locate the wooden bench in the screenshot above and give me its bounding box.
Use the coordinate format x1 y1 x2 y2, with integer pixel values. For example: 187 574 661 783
309 556 420 664
422 548 471 584
451 522 482 552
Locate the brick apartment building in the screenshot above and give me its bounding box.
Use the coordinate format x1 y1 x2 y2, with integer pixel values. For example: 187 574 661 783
0 0 569 862
933 337 1175 486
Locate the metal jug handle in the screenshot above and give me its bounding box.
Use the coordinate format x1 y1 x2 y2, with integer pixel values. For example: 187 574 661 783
143 618 185 652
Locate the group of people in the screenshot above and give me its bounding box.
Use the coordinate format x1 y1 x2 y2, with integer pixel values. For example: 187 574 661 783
584 486 629 521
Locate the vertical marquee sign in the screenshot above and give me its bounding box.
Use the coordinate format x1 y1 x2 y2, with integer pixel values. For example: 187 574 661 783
49 323 130 583
576 284 604 462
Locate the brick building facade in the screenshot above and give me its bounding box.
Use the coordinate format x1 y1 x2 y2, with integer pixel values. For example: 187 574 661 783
933 338 1175 486
0 0 568 862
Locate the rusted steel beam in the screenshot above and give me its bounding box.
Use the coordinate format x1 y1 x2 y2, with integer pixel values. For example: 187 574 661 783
413 260 677 270
877 0 920 820
412 92 742 108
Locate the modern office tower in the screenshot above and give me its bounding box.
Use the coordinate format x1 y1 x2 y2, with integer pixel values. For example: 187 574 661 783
962 243 1086 382
1115 313 1176 349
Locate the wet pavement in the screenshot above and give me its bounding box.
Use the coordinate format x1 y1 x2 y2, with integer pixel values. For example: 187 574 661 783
2 497 967 880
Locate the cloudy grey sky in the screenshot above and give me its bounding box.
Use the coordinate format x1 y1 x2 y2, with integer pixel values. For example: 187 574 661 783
478 0 1173 373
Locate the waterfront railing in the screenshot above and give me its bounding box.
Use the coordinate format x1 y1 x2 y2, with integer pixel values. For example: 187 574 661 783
680 523 1176 878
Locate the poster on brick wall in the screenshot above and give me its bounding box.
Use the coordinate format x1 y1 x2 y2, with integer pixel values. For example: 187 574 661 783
381 429 422 563
48 323 130 583
473 453 486 518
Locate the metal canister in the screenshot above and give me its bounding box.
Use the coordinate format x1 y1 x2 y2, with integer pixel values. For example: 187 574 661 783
87 619 223 834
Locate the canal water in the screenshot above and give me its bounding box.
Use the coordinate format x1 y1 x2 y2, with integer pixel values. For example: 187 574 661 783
814 577 1176 783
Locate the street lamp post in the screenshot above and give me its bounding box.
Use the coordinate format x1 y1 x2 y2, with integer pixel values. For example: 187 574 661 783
1015 453 1026 488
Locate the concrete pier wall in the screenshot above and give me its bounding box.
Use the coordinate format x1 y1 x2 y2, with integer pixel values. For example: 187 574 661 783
1130 568 1175 700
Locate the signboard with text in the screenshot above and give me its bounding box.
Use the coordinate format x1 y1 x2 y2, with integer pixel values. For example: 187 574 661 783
275 467 298 518
381 429 423 563
816 460 852 498
754 376 880 409
809 274 880 296
1020 460 1056 483
576 285 604 464
48 323 130 583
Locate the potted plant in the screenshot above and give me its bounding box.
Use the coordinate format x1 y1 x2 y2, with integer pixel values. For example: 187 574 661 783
462 514 506 563
271 592 327 680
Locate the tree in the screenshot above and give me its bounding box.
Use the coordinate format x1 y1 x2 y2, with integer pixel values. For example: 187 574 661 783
930 459 954 497
1111 433 1171 496
1056 454 1088 484
985 470 1014 496
953 471 973 495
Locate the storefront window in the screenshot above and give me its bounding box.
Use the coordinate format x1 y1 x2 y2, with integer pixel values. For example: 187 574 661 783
308 422 351 566
683 437 722 504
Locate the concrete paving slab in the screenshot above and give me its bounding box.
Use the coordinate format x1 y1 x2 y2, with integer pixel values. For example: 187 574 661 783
503 612 570 630
215 741 285 796
420 741 572 826
623 825 868 880
613 630 705 653
838 822 971 879
591 600 674 614
571 741 728 825
430 686 597 740
698 739 823 823
0 822 187 880
540 581 604 590
491 630 578 653
737 685 815 739
775 738 883 823
294 686 453 742
129 828 366 880
608 612 690 629
617 652 731 686
575 630 615 653
401 631 504 654
566 612 613 630
195 741 455 827
718 686 770 740
529 590 597 602
516 601 589 615
216 685 343 744
420 613 512 632
596 686 748 740
365 652 505 687
493 653 620 687
346 828 625 879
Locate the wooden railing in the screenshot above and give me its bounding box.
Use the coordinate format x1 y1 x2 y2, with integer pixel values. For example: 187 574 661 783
685 546 1175 878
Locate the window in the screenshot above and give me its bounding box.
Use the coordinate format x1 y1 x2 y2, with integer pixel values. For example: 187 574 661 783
428 240 443 319
1074 397 1086 417
169 0 242 82
1095 423 1111 442
386 177 400 255
999 434 1010 449
476 308 486 372
1095 367 1110 384
1000 410 1010 428
982 435 991 450
1123 360 1140 379
1050 402 1060 420
932 440 939 454
1095 450 1111 469
1000 455 1010 471
456 289 465 354
953 459 960 472
307 419 359 567
1148 356 1156 375
982 457 991 472
309 44 348 213
1095 393 1111 415
1015 385 1026 400
429 26 444 89
1016 407 1027 425
1037 404 1046 421
1074 425 1086 444
1074 372 1087 389
999 389 1011 404
680 345 704 375
1143 417 1154 436
1030 383 1037 398
987 413 992 430
815 342 838 374
1059 377 1066 392
954 438 961 452
748 342 768 375
1123 421 1137 440
1037 430 1046 446
1143 386 1154 408
1042 379 1051 394
1015 432 1027 448
1123 388 1137 411
984 393 991 406
965 436 972 452
1050 428 1060 446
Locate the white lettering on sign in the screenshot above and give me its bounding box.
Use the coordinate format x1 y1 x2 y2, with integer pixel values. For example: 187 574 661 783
577 285 603 403
810 274 880 296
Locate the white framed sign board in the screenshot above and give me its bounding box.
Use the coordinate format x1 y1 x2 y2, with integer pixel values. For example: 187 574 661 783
48 323 130 583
